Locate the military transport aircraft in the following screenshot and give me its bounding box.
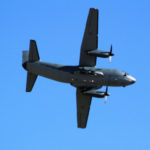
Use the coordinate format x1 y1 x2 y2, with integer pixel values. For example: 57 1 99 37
22 8 136 128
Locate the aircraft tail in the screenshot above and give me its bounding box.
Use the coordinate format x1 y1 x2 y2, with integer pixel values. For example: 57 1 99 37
22 40 40 92
26 72 38 92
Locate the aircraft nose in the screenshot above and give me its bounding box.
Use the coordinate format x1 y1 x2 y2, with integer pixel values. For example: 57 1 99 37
131 78 136 84
127 75 136 84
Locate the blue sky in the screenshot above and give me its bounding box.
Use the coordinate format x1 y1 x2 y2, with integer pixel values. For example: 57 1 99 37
1 0 150 150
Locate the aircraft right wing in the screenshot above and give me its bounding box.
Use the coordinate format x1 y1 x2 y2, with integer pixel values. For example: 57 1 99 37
79 8 98 67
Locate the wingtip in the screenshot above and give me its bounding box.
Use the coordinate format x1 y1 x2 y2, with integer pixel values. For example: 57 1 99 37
30 39 36 43
78 126 86 129
90 8 99 11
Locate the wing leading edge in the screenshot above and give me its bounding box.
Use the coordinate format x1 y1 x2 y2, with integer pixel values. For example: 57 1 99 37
79 8 98 67
76 88 92 128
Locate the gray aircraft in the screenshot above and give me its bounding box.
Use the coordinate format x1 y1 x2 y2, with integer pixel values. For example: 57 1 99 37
22 8 136 128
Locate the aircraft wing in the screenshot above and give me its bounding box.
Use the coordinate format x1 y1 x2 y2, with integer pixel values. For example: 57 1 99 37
79 8 98 67
76 88 92 128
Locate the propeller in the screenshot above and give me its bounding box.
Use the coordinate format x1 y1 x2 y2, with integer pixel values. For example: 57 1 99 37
104 95 107 104
104 86 109 104
109 56 112 63
109 44 114 63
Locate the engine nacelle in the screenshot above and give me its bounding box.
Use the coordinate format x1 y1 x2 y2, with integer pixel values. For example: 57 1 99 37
83 89 110 98
87 49 114 58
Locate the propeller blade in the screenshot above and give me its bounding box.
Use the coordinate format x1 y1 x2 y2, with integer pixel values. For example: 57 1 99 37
106 86 108 93
104 96 107 104
109 56 112 63
104 86 109 103
110 44 112 53
109 45 113 63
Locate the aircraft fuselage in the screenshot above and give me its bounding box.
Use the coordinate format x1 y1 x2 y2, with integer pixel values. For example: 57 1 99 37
23 61 136 89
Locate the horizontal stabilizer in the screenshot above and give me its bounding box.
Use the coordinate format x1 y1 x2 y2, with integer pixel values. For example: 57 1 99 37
26 72 37 92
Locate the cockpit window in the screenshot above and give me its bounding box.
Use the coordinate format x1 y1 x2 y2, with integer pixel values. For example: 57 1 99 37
123 72 128 76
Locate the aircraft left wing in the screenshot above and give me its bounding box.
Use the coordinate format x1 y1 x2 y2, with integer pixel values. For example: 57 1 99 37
76 88 92 128
79 8 98 67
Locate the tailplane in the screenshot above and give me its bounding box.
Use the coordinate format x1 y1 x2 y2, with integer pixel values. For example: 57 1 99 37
26 72 38 92
22 40 40 92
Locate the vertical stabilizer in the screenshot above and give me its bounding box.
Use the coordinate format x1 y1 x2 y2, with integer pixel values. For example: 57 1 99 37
29 40 40 62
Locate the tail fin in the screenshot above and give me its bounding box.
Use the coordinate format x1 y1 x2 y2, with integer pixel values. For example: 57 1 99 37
22 40 40 92
29 40 40 62
22 40 40 68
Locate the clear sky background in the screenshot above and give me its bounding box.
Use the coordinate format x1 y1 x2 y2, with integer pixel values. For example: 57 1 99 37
1 0 150 150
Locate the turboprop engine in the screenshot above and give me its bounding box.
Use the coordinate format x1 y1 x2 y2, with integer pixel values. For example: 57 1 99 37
83 87 110 103
87 45 114 62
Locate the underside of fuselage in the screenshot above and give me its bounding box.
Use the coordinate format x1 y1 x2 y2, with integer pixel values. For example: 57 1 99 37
24 60 132 89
